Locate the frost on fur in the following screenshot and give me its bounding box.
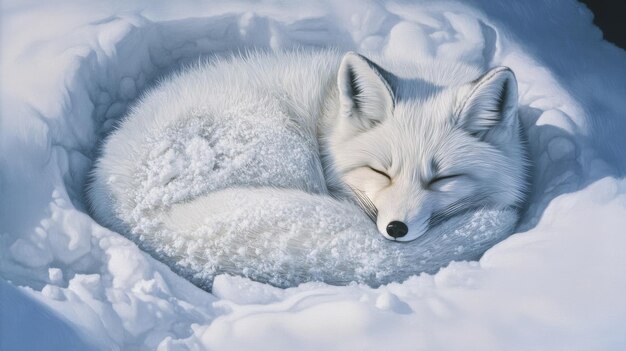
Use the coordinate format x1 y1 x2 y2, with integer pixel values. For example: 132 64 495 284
88 50 528 288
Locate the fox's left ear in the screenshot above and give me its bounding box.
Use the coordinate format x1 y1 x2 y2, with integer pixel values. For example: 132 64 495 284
456 67 518 138
337 52 394 130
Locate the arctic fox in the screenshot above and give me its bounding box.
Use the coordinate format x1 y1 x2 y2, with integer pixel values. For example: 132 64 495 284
88 50 526 286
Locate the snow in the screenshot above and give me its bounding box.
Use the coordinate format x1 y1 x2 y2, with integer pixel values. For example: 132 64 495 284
1 0 626 350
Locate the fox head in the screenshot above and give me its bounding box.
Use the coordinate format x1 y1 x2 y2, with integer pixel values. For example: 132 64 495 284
323 52 527 242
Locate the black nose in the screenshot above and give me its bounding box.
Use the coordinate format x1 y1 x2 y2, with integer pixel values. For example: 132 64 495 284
386 221 408 238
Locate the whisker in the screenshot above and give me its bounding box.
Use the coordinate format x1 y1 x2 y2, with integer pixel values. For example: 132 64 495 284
348 186 378 223
428 194 489 228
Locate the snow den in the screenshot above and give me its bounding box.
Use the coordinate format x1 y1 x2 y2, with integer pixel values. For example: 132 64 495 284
2 1 626 350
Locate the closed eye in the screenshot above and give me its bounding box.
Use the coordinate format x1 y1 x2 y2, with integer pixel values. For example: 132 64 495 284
428 174 463 187
368 166 391 180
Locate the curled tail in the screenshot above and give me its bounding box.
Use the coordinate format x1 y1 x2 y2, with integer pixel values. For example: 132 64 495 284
90 172 516 289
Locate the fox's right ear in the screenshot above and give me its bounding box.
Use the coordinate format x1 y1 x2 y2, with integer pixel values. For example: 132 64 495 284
337 52 394 131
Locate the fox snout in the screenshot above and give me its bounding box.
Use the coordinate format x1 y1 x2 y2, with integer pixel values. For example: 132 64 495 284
386 221 408 238
377 210 430 242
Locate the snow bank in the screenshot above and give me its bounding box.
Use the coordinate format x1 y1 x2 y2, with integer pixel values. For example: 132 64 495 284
1 0 625 350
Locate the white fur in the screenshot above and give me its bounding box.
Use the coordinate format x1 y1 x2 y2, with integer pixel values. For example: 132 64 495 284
88 50 527 288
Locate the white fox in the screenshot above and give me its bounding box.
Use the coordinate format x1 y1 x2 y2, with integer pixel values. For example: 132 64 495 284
88 50 527 287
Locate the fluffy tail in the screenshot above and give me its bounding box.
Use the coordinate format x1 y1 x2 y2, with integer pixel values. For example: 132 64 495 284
125 187 517 289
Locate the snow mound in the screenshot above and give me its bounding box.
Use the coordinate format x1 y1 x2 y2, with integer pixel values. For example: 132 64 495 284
2 0 626 350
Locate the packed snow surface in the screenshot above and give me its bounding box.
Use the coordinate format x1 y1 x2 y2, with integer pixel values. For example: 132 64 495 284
2 0 626 350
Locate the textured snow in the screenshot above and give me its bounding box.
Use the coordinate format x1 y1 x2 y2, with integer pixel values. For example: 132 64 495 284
2 0 626 350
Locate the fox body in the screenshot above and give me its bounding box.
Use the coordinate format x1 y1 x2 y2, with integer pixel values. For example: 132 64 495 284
88 50 526 287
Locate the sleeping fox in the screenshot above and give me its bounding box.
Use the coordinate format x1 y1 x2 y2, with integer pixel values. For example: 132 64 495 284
88 50 527 286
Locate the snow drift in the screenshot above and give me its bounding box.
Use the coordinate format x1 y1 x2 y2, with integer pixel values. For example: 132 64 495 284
1 0 626 350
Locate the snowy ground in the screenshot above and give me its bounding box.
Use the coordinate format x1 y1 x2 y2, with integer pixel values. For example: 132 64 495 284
2 0 626 350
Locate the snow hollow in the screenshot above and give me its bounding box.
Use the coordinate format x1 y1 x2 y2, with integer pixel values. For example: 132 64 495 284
1 1 626 350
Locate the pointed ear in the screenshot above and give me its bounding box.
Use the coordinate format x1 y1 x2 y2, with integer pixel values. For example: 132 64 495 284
337 52 394 130
456 67 518 138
